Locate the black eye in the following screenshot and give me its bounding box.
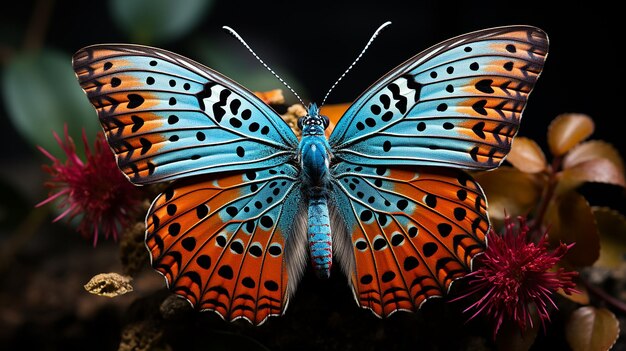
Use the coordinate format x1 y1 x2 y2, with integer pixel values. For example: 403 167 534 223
297 117 304 130
321 115 330 129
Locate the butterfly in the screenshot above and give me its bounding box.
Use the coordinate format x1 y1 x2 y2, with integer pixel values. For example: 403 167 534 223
72 24 548 325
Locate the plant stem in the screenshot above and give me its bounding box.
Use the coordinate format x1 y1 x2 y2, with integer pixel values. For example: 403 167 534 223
529 156 562 239
581 278 626 315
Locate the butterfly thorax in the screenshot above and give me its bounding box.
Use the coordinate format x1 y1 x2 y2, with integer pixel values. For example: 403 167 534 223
298 104 332 188
298 104 333 278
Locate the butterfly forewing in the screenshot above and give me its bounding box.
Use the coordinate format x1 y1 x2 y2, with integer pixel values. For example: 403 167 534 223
329 26 548 171
331 163 488 316
145 164 303 324
73 45 299 185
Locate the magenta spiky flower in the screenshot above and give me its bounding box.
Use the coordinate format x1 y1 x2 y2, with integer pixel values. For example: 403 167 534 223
37 126 142 246
457 216 578 338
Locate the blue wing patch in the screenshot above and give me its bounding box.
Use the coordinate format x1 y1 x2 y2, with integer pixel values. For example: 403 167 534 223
73 44 299 184
329 26 548 171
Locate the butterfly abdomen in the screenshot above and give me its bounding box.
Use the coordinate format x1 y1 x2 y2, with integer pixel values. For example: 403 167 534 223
307 194 332 278
299 126 333 279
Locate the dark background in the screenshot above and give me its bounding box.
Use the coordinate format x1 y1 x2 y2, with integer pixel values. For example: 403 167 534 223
3 0 625 158
3 0 624 212
1 1 623 350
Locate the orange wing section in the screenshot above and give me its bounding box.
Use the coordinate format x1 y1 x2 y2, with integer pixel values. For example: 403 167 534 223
332 163 488 317
145 164 301 325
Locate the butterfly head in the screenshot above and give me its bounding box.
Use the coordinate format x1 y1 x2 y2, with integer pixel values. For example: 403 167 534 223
298 103 329 136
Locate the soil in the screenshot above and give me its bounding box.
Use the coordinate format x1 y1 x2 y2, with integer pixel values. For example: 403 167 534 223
1 221 624 351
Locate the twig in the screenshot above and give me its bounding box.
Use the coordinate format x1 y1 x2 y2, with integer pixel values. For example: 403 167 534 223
23 0 55 51
581 277 626 315
0 45 15 64
529 156 562 240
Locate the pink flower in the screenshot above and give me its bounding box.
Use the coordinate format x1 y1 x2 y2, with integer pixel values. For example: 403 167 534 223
37 126 143 246
456 216 578 338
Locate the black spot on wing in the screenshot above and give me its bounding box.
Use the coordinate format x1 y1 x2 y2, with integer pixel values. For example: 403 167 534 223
472 100 488 116
402 74 422 103
195 82 216 111
472 122 486 139
127 94 144 109
212 89 231 123
130 115 144 132
388 83 408 114
475 79 494 94
139 138 152 155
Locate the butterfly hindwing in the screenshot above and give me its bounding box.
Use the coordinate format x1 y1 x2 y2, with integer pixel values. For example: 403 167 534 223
145 164 304 325
329 26 548 171
73 44 299 185
330 162 488 316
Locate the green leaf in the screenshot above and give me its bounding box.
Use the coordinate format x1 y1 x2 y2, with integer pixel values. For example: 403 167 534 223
593 207 626 269
1 49 100 156
545 192 600 267
565 306 619 351
109 0 214 44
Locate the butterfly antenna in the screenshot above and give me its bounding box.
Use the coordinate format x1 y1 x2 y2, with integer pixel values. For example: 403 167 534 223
320 21 392 108
222 25 306 107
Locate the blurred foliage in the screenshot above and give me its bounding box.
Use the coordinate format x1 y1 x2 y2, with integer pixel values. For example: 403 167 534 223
189 36 306 99
0 0 306 159
110 0 214 45
1 49 99 155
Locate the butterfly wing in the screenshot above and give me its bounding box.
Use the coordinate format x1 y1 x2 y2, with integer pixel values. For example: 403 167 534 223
73 44 299 184
329 26 548 170
145 164 306 325
330 162 488 316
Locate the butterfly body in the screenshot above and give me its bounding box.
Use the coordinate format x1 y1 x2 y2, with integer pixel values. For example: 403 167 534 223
298 103 334 278
72 25 548 325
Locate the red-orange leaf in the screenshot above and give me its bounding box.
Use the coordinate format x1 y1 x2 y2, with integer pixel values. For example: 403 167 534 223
566 306 620 351
472 167 544 230
558 158 626 193
547 113 594 156
593 207 626 269
558 281 590 305
506 137 547 173
563 140 624 171
545 192 600 267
